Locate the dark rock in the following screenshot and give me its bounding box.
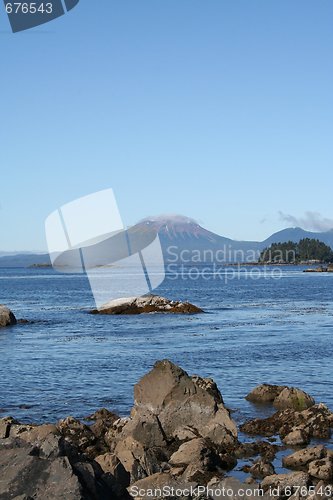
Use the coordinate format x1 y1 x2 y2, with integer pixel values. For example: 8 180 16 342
86 408 120 422
57 416 99 458
95 453 130 488
249 459 275 479
240 403 333 441
86 408 120 441
114 434 169 482
0 305 17 328
90 295 203 315
121 408 167 449
0 418 131 499
235 440 280 462
0 417 17 439
0 445 84 500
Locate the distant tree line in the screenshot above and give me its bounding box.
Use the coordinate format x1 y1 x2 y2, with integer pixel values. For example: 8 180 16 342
259 238 333 264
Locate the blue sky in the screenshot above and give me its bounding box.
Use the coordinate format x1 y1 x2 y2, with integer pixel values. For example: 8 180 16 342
1 0 332 251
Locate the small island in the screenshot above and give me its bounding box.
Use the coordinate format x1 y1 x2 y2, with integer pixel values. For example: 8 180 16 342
90 295 204 315
259 238 333 265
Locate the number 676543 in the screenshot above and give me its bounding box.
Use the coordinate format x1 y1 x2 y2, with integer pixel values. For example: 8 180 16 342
5 2 53 14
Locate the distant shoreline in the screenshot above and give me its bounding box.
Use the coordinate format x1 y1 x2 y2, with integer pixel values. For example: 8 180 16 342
25 262 332 269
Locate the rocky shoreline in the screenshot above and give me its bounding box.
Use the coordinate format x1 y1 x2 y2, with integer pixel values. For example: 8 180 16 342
1 360 332 499
303 265 333 273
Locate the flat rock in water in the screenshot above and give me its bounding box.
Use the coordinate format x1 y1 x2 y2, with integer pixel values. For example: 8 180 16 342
0 305 17 328
90 295 203 315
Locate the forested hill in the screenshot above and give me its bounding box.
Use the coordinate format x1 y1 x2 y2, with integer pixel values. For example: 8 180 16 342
259 238 333 264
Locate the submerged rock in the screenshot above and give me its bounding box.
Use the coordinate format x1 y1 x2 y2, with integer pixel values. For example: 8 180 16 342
0 305 17 328
90 295 203 315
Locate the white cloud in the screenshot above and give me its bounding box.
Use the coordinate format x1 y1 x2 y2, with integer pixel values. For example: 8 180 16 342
279 211 333 232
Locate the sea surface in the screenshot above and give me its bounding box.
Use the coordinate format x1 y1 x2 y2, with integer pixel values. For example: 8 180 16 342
0 265 332 431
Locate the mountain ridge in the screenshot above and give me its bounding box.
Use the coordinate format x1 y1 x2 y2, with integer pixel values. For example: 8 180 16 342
1 216 333 266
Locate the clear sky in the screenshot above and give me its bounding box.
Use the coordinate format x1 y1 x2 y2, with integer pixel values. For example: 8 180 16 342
1 0 332 251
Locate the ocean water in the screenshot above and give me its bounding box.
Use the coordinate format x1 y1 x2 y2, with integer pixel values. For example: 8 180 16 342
0 265 332 427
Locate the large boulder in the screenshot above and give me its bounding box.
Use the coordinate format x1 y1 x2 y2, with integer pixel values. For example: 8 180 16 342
0 305 17 328
133 360 237 449
91 295 203 315
113 360 238 485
